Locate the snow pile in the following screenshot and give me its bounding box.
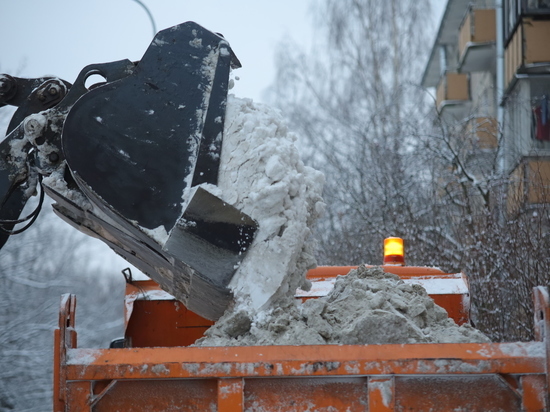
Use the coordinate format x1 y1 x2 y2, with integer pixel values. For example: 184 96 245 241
214 95 325 311
195 266 490 346
195 97 489 346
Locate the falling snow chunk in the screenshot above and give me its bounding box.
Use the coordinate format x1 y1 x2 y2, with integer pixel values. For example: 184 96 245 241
218 96 324 310
194 95 326 346
95 116 103 123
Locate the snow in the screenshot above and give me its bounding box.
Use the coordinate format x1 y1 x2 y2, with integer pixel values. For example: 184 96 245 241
369 379 393 408
196 266 490 346
22 113 47 138
485 341 545 358
214 95 325 311
128 288 175 302
296 275 469 298
189 37 203 49
42 165 92 209
153 38 169 47
151 364 170 375
66 348 102 365
138 224 169 245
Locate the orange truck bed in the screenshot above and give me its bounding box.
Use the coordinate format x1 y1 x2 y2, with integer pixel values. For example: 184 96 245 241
53 266 550 411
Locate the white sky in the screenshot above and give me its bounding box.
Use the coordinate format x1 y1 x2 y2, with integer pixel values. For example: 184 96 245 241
0 0 315 103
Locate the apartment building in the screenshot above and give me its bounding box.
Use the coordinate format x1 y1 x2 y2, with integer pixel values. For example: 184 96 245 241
422 0 550 213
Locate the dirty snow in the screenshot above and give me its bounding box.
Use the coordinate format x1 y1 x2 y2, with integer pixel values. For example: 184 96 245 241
66 348 102 365
195 266 490 346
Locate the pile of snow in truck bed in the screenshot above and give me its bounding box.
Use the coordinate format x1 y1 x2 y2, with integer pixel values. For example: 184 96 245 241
195 266 490 346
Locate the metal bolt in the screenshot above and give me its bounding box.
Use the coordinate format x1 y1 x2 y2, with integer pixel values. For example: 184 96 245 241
0 74 16 99
23 114 46 138
48 152 60 163
48 85 59 95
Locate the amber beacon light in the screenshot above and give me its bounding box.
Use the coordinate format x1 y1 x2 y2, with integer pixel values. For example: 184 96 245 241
383 237 405 265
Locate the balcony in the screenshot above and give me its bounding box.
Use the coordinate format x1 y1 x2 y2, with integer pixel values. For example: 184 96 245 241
507 158 550 214
525 0 550 13
436 72 471 119
458 9 496 73
466 117 498 149
505 17 550 89
504 0 550 42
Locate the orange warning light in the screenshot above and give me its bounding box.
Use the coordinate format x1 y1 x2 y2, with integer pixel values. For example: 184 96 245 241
384 237 404 265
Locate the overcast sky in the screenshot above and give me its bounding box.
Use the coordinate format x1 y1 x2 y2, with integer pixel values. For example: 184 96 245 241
1 0 315 103
1 0 446 106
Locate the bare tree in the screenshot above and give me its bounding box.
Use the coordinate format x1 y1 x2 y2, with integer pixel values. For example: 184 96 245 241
270 0 550 342
0 201 127 411
269 0 446 265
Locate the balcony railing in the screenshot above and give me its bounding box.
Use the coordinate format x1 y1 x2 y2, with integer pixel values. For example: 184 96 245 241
458 9 496 73
526 159 550 204
507 158 550 214
505 17 550 88
436 72 470 115
467 117 498 149
504 0 550 41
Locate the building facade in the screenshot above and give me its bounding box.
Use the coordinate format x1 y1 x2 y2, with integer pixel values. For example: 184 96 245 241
422 0 550 214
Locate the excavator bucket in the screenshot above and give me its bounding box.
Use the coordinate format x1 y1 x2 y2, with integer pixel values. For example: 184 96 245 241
62 22 238 233
0 22 257 320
